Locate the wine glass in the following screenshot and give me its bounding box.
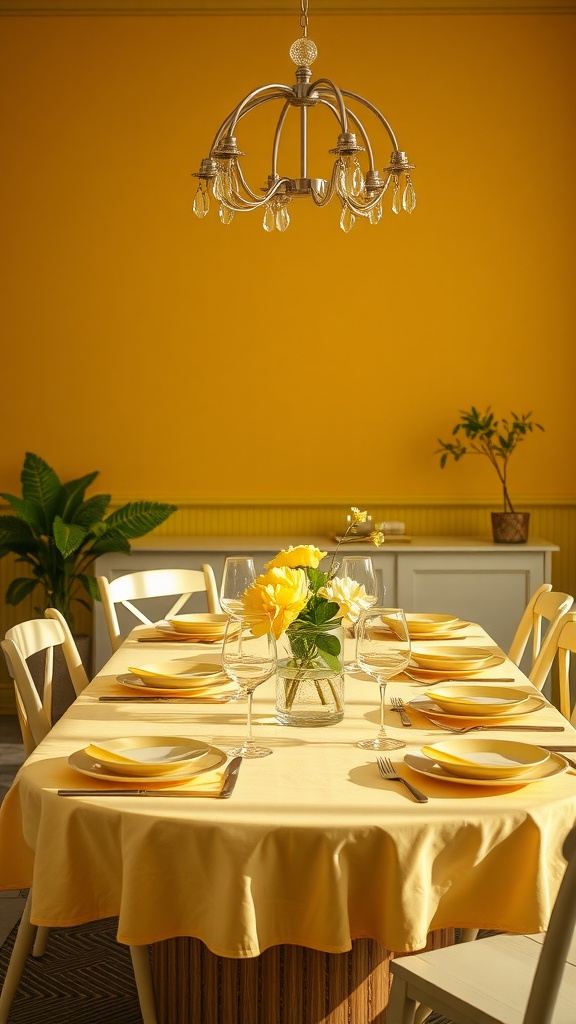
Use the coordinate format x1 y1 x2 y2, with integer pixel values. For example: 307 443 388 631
220 557 256 616
355 607 411 750
222 614 277 759
341 555 380 670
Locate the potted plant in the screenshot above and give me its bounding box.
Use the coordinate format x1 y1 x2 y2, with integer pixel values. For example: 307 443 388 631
436 406 544 543
0 452 177 629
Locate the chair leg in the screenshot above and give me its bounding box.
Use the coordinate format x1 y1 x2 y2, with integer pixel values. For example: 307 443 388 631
32 925 50 957
0 891 36 1024
130 944 159 1024
387 975 418 1024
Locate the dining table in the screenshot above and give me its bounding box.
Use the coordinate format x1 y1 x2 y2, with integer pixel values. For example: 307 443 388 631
1 617 576 1024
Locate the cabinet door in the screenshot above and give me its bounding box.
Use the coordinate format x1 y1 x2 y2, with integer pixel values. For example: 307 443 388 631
397 551 545 660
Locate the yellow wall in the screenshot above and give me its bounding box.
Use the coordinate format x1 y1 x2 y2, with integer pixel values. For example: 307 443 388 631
1 7 575 709
0 9 574 504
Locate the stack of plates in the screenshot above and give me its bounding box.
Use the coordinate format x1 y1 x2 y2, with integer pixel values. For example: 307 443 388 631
404 613 469 640
69 736 227 783
405 738 567 787
409 686 545 724
409 645 504 677
127 660 227 690
149 614 235 644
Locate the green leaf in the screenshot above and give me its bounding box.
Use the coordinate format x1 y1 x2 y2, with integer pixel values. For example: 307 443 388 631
85 529 132 556
306 567 328 593
0 515 37 549
57 471 100 521
79 574 101 601
53 516 88 558
103 501 176 539
314 600 340 624
315 633 341 659
21 453 62 529
74 493 111 528
5 576 40 605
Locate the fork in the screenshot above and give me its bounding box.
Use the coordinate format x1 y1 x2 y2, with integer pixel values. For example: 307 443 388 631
377 756 428 803
424 716 564 735
391 696 412 726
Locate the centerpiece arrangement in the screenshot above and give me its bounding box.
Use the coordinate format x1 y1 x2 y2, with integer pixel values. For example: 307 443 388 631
241 508 382 726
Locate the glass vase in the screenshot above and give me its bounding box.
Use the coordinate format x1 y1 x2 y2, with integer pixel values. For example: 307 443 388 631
275 619 345 727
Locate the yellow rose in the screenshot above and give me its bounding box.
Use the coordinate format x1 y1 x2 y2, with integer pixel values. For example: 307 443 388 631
264 545 327 571
242 566 309 639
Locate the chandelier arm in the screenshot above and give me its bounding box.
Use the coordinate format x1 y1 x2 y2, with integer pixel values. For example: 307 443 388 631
314 92 376 171
310 162 340 207
271 100 292 179
339 89 399 151
209 85 295 153
233 162 293 206
308 77 349 131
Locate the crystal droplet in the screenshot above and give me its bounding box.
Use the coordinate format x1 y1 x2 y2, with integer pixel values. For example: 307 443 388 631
337 158 348 197
276 206 290 232
263 205 275 232
193 185 209 219
340 205 355 233
213 173 225 202
351 160 364 197
229 161 242 197
391 176 401 215
219 205 234 226
368 200 382 225
402 180 417 213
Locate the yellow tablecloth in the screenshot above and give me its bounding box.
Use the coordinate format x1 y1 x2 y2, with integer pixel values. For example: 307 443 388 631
1 625 576 956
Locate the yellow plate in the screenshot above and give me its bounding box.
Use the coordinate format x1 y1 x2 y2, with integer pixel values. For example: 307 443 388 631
422 685 531 716
404 751 567 788
404 613 461 633
83 735 210 777
167 614 230 635
411 645 494 671
127 660 226 689
69 745 227 785
405 653 506 679
409 693 546 723
420 738 550 780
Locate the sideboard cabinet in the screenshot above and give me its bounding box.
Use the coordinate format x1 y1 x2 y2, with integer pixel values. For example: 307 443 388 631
93 535 558 675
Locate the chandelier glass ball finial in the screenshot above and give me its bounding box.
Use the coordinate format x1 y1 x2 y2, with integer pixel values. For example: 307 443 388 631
289 36 318 67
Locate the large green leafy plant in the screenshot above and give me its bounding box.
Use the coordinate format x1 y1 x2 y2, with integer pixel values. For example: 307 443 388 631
0 452 176 629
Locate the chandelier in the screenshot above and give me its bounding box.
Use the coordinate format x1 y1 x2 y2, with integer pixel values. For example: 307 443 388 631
192 0 416 233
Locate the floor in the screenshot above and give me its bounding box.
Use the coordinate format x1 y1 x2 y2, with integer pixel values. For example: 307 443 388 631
0 715 27 946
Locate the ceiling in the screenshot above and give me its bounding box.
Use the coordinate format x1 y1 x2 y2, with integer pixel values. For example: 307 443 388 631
1 0 574 16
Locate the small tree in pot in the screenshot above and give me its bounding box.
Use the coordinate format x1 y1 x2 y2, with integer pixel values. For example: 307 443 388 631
0 452 177 631
436 407 544 543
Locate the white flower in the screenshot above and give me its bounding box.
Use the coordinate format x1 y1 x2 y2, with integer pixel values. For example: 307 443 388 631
318 576 377 624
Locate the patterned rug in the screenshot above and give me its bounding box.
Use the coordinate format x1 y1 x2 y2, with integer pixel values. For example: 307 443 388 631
0 914 455 1024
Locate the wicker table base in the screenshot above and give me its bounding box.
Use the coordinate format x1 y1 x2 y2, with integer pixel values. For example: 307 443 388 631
152 929 455 1024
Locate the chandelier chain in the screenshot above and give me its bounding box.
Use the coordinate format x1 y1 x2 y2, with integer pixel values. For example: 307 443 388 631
299 0 309 37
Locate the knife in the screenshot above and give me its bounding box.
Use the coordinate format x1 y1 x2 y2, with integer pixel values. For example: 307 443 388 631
219 756 242 799
58 756 243 798
426 719 565 732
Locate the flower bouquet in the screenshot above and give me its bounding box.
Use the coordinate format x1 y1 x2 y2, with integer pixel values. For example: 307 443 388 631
241 509 381 726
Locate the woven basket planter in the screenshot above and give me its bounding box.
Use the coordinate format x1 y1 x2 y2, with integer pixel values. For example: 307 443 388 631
491 512 530 544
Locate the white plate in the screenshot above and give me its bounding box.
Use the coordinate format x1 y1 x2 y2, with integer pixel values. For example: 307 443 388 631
404 751 568 787
69 745 227 784
406 654 505 679
83 736 210 776
409 694 546 723
420 738 550 780
411 646 494 671
127 660 226 689
422 685 530 716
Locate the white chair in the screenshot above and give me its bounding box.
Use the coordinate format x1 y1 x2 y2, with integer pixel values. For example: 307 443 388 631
0 612 158 1024
387 824 576 1024
2 608 89 758
96 564 221 652
529 611 576 720
508 584 573 671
